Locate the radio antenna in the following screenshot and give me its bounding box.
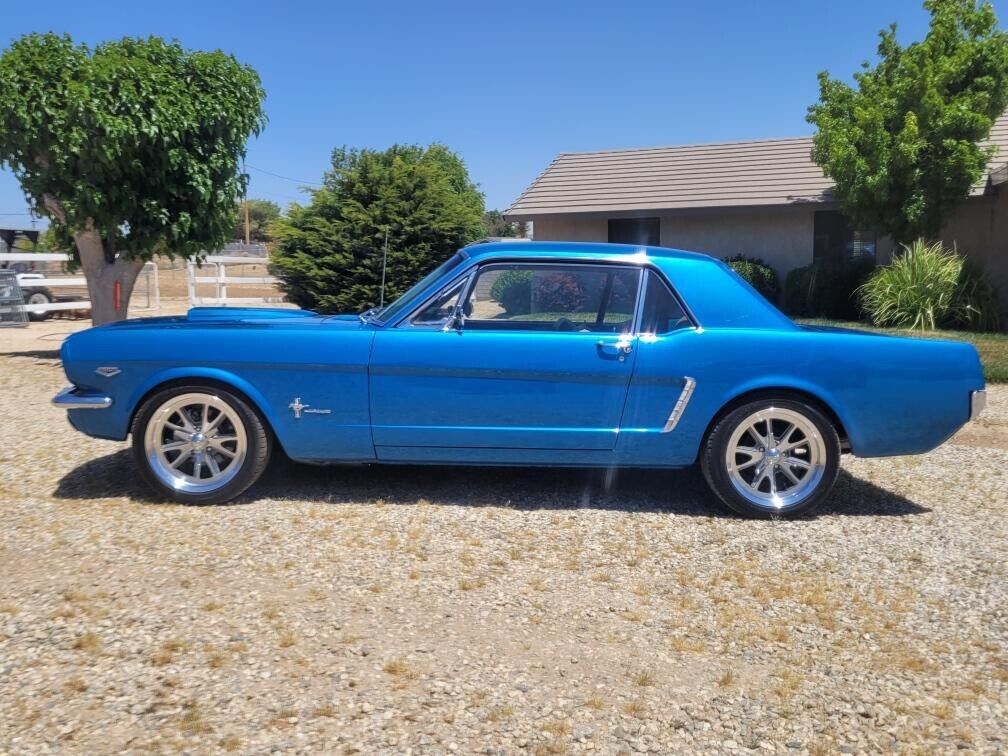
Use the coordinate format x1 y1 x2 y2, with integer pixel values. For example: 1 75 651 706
379 227 389 308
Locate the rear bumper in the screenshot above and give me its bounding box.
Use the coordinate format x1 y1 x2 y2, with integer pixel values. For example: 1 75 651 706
971 390 986 421
52 386 112 410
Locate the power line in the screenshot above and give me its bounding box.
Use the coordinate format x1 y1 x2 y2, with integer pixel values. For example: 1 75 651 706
246 165 321 188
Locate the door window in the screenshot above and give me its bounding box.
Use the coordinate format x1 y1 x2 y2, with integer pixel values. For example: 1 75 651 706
463 264 641 333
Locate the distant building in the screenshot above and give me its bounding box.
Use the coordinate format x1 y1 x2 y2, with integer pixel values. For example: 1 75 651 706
506 115 1008 319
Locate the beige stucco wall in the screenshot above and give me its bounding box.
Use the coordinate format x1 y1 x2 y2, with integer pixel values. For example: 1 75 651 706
528 195 1007 325
531 208 815 280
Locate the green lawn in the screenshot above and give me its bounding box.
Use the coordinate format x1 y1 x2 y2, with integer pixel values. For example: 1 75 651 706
797 318 1008 383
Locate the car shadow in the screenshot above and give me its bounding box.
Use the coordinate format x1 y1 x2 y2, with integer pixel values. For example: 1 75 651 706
53 449 930 518
5 349 61 360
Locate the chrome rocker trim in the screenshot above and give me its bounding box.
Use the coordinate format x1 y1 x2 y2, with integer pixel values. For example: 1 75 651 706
970 389 986 421
52 386 112 410
662 376 696 433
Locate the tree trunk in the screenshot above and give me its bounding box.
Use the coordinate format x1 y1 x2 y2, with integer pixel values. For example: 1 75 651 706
74 229 147 326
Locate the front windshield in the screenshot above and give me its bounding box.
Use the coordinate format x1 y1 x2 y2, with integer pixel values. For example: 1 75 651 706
373 252 466 323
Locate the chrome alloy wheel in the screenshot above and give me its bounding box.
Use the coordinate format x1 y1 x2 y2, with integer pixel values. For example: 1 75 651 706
724 407 827 511
143 393 248 494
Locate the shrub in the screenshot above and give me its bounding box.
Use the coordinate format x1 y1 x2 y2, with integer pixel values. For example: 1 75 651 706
785 256 876 320
859 240 999 331
533 272 585 313
723 255 779 302
489 270 532 314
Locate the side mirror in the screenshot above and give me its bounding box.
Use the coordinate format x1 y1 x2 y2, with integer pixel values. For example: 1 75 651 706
443 304 465 332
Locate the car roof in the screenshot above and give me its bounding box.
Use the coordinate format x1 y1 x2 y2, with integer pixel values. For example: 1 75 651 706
461 240 714 265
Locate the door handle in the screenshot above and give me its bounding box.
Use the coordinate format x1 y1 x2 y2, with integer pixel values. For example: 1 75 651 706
596 339 633 357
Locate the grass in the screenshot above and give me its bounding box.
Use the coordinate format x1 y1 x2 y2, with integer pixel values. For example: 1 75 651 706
72 632 102 653
382 659 420 679
797 318 1008 382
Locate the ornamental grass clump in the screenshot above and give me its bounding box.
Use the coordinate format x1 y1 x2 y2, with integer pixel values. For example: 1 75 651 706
858 240 999 331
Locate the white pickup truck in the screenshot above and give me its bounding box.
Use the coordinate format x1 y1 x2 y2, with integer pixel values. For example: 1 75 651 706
16 272 55 321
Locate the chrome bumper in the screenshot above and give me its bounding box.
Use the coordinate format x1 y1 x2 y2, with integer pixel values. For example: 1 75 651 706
52 386 112 410
970 389 986 421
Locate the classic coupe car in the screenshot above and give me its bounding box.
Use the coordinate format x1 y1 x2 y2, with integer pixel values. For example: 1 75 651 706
54 241 986 517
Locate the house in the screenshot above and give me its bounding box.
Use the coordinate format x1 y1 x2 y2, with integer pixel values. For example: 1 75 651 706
505 115 1008 318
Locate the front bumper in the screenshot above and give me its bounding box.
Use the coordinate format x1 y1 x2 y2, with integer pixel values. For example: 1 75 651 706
52 386 112 410
971 389 986 421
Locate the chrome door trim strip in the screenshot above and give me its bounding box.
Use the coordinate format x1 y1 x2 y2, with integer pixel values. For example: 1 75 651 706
662 376 696 432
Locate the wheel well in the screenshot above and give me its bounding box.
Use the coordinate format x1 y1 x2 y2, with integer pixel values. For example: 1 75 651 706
129 377 278 443
703 388 850 451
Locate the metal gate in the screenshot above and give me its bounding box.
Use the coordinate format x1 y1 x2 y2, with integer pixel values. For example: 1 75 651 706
0 270 28 327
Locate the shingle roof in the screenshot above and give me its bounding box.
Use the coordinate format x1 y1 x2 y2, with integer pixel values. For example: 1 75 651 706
507 114 1008 217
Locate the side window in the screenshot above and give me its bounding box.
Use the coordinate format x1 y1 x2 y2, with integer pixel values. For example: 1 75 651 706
409 278 466 327
463 264 641 333
639 273 691 334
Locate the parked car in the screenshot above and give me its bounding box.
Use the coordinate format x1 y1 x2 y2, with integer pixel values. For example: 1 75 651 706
53 241 986 517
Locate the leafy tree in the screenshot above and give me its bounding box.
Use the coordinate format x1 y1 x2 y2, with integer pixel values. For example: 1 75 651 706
0 33 266 323
270 144 484 313
482 209 523 238
233 198 281 243
807 0 1008 243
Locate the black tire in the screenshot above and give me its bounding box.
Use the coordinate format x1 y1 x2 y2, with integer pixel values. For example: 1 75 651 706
130 384 272 504
700 396 840 518
22 288 53 321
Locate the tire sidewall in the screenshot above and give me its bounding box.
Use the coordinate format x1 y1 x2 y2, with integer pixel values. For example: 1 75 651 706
130 384 271 504
702 398 840 518
23 288 52 321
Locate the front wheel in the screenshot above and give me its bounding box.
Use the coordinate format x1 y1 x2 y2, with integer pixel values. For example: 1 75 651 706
700 398 840 518
131 385 271 504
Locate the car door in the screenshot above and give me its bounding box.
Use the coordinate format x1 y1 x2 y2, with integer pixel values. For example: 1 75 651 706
369 261 643 453
616 269 702 466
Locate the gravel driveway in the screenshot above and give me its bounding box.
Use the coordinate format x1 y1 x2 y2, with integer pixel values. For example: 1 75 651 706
1 314 1006 755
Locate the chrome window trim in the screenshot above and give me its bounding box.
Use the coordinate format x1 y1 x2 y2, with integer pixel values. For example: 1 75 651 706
970 389 986 421
52 386 112 410
662 376 696 432
430 260 645 336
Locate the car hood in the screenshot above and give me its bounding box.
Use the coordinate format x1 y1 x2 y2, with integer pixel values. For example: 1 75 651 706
97 307 366 330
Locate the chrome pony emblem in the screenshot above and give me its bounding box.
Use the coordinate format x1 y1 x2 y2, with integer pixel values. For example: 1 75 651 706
95 366 121 378
288 397 331 419
289 397 308 418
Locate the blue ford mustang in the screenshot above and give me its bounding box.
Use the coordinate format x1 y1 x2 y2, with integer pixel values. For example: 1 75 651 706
54 241 986 517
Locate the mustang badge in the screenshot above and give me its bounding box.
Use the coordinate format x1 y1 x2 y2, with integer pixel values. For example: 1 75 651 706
288 397 331 419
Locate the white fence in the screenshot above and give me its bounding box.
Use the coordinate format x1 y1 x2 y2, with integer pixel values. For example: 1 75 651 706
0 253 160 317
186 256 283 306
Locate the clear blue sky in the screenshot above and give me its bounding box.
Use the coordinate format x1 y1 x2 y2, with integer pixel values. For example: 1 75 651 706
1 0 1005 229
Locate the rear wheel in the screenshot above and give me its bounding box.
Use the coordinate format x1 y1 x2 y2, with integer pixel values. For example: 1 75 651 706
131 385 271 504
701 398 840 517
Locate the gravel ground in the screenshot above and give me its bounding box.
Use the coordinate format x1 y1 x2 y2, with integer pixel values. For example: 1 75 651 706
1 312 1007 755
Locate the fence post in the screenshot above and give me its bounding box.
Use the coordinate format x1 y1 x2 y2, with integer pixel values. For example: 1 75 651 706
218 262 227 305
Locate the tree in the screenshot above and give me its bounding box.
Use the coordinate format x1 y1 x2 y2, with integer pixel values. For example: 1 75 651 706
232 198 281 243
270 144 484 313
807 0 1008 243
482 209 523 238
0 34 266 324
